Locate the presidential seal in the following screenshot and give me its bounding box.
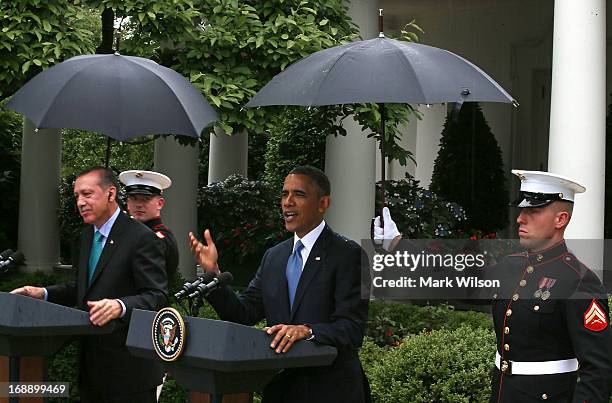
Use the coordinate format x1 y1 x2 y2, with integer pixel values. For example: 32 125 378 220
152 307 186 362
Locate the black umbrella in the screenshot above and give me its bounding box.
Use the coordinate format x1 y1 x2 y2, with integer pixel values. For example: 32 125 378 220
246 13 516 227
245 38 515 107
6 53 218 165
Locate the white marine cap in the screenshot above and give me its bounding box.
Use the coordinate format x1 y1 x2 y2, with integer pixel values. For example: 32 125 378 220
510 169 586 208
119 170 172 196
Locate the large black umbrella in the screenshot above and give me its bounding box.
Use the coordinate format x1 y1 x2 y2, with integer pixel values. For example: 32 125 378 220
246 18 516 225
6 53 218 164
246 37 515 107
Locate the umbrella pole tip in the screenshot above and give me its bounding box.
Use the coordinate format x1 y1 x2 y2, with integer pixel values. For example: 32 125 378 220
378 9 385 37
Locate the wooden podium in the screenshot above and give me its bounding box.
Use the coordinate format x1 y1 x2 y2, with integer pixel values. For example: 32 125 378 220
0 292 114 403
127 309 337 403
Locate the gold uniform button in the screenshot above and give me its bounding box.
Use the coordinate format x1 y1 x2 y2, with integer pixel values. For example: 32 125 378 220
512 293 519 301
504 327 510 334
542 393 548 400
534 305 540 312
506 309 512 317
526 265 534 273
504 344 510 351
519 280 526 287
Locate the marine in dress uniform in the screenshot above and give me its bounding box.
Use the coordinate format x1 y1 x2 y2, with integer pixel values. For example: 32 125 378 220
373 170 612 402
119 170 179 278
489 170 612 403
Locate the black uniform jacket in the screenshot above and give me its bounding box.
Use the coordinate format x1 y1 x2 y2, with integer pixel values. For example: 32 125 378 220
47 212 168 396
489 241 612 403
206 225 370 403
144 217 179 279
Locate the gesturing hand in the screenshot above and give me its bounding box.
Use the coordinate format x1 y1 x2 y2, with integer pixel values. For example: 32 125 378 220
189 229 219 274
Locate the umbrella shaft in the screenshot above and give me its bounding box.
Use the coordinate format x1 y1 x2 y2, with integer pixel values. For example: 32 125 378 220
380 103 386 227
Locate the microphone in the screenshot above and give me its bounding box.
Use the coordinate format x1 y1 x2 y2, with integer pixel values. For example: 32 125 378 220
0 251 24 273
0 249 13 260
174 271 216 300
188 272 233 299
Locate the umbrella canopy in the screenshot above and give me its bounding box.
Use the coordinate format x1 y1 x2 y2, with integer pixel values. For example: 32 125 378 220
246 37 516 107
6 53 218 141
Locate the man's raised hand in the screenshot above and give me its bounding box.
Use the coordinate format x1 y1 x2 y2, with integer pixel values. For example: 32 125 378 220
189 229 220 273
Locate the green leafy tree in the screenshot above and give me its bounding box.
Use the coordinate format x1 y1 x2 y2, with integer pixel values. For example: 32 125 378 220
0 0 99 98
0 105 23 249
430 102 508 234
175 0 359 136
264 107 344 191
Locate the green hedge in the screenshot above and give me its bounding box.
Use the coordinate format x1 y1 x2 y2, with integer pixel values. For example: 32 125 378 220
361 326 496 403
366 301 492 347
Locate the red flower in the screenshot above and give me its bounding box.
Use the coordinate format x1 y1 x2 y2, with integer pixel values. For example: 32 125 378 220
469 235 477 240
385 328 393 337
244 223 252 229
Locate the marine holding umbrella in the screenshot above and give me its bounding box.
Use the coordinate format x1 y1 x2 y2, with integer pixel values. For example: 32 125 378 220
374 170 612 402
119 170 179 280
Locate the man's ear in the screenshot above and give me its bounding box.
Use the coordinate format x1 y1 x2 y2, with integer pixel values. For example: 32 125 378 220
554 211 570 229
158 197 165 209
319 195 331 213
108 187 116 201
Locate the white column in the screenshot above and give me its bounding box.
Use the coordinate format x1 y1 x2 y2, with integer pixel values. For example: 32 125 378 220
325 117 376 241
207 127 248 184
154 137 199 281
414 104 446 188
18 119 61 272
324 0 379 242
548 0 605 273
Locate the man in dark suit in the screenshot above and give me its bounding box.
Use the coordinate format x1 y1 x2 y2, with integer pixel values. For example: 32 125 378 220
189 166 370 403
12 167 168 402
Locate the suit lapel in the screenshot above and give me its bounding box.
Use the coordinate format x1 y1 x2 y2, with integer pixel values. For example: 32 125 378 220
87 212 127 291
289 226 330 321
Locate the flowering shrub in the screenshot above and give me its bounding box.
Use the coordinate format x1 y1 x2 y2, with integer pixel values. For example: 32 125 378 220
197 175 287 273
375 175 467 239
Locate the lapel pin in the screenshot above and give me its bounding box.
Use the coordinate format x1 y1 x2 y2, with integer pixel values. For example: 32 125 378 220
109 240 114 245
315 256 321 261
